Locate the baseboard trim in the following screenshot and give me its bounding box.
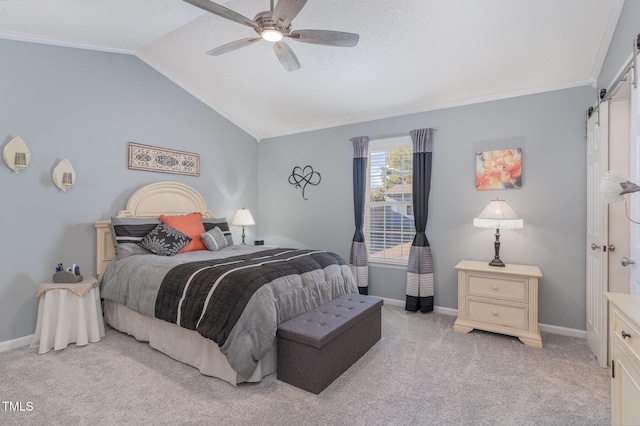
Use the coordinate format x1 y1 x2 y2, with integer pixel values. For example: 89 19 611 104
1 304 587 351
0 335 33 353
378 297 586 338
538 323 586 339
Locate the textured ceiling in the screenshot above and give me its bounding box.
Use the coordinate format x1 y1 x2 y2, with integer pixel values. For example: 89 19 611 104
0 0 623 140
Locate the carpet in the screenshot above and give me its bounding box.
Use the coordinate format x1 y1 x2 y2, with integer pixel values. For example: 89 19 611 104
0 305 610 425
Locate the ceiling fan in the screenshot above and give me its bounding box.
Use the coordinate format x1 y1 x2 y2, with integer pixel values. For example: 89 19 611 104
183 0 359 71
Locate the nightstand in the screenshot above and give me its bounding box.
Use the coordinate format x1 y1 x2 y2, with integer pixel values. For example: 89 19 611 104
30 275 105 354
605 293 640 425
453 260 543 348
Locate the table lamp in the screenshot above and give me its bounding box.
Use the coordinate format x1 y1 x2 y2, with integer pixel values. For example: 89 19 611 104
232 208 255 245
473 199 523 267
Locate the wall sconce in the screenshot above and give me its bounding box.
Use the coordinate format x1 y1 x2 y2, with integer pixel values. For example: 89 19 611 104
3 136 31 174
52 159 76 192
474 198 524 267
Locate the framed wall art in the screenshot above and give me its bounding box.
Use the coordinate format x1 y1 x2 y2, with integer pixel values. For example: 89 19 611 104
128 142 200 176
476 148 522 190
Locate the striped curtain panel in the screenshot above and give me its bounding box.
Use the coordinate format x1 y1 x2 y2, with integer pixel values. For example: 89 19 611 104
350 136 369 295
406 128 434 312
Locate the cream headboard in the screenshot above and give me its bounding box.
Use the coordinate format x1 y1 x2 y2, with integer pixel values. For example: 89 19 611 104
93 181 214 279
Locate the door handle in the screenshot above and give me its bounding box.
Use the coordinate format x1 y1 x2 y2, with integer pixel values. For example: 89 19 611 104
591 243 601 251
608 244 615 252
621 257 636 267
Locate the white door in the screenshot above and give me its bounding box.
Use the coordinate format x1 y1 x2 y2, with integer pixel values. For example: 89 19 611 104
608 84 631 294
586 103 609 368
629 58 640 296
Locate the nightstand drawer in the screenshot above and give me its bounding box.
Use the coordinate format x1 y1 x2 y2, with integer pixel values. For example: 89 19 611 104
612 307 640 361
466 273 528 303
466 299 529 330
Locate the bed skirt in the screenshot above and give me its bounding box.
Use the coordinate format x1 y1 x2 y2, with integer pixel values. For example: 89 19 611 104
103 300 277 386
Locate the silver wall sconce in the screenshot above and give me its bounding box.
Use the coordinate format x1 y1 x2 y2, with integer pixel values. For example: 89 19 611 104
3 136 31 174
52 159 76 192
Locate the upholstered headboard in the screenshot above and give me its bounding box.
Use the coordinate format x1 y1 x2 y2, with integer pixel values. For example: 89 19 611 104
93 181 214 279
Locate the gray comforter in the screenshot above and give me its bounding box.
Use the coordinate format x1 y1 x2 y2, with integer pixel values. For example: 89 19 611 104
101 245 358 380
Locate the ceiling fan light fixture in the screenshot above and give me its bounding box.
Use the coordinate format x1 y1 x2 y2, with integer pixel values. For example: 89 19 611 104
261 28 284 42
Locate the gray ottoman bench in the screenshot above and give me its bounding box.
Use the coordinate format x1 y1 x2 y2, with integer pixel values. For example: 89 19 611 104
276 293 383 394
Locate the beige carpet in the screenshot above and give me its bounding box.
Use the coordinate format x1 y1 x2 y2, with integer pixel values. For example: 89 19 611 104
0 305 609 425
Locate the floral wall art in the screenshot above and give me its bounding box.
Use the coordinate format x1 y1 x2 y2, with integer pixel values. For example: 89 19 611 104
476 148 522 190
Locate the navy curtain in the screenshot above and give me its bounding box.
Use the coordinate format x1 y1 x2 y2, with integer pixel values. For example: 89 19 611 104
350 136 369 294
405 128 434 312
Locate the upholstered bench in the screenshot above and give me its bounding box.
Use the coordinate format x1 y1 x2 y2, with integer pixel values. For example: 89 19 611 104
276 293 383 394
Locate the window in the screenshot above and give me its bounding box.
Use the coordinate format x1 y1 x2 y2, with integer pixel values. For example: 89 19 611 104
365 137 415 264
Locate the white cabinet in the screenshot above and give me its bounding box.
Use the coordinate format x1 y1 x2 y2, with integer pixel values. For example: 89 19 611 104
605 293 640 426
454 260 543 348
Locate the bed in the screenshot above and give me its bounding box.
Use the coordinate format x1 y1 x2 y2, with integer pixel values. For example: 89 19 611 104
94 181 358 385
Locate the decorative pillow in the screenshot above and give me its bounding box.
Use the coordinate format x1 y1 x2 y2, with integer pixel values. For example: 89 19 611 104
202 217 234 246
200 227 229 251
138 223 192 256
160 212 206 253
109 217 160 259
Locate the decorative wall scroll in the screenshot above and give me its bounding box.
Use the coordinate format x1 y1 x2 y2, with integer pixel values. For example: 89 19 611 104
476 148 522 190
288 165 321 200
128 142 200 176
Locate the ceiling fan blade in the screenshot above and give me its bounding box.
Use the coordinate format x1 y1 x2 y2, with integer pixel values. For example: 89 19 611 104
183 0 260 31
273 0 308 27
206 37 262 56
273 41 301 71
289 30 359 47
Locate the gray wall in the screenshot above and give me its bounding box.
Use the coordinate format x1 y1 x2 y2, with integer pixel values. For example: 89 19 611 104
0 39 258 342
259 86 595 330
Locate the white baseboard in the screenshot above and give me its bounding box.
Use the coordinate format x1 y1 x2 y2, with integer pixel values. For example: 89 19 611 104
1 302 586 351
379 297 404 307
378 297 586 339
0 335 33 353
538 323 586 339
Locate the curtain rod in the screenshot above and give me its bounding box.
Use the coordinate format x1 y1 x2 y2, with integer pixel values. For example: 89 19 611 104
367 129 437 142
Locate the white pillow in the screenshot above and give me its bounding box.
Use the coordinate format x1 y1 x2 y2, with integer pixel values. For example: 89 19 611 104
200 226 228 251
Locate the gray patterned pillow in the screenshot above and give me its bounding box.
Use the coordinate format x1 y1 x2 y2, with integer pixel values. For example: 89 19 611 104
110 217 160 259
202 218 234 246
138 223 192 256
200 226 228 251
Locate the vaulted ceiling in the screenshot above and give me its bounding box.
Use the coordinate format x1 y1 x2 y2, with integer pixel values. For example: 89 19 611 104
0 0 622 140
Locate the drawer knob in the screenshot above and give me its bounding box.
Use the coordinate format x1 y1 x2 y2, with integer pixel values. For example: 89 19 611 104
492 284 500 291
622 331 631 339
492 309 499 316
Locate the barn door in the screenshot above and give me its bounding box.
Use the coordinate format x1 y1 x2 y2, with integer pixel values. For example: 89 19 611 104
586 102 609 368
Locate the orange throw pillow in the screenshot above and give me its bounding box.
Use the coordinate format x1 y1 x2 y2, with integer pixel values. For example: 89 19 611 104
160 212 206 253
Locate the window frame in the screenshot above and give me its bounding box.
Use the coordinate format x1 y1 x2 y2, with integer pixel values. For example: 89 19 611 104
365 136 415 266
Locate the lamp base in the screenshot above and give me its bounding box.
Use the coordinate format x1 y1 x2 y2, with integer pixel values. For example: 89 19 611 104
489 258 505 267
489 227 505 267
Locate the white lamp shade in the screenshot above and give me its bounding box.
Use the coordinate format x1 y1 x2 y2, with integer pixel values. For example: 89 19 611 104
473 199 523 229
232 208 255 227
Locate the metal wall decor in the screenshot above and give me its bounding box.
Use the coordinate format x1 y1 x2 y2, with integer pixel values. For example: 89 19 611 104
128 142 200 176
288 165 321 200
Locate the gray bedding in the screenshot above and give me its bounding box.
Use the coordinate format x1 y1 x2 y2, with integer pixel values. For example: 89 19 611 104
100 245 358 380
